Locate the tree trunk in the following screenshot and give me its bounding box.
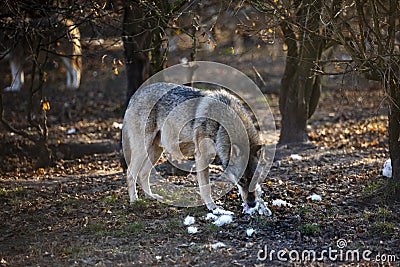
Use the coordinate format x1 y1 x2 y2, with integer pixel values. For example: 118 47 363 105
279 41 308 143
278 33 324 144
387 75 400 200
35 139 51 169
122 1 170 110
278 1 324 145
122 1 152 109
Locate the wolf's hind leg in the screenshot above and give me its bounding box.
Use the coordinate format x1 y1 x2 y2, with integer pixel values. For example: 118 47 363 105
123 130 144 203
126 160 141 203
139 133 163 198
62 57 80 89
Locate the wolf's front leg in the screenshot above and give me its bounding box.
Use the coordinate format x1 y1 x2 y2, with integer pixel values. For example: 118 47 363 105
195 151 217 210
198 170 217 210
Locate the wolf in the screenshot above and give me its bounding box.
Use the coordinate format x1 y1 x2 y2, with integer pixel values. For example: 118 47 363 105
122 82 266 211
0 15 82 92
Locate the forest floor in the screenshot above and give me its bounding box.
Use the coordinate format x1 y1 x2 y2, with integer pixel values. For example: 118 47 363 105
1 36 399 266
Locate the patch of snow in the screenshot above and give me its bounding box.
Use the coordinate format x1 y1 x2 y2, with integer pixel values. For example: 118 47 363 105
211 242 226 249
212 207 234 215
213 214 233 227
180 57 188 64
382 159 392 178
307 194 322 201
67 128 76 134
183 215 195 226
205 213 218 221
272 199 293 207
246 228 256 237
112 121 123 129
187 226 198 234
290 154 302 161
257 199 272 216
206 210 234 227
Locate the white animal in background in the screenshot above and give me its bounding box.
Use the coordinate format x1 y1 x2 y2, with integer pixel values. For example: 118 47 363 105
0 15 82 92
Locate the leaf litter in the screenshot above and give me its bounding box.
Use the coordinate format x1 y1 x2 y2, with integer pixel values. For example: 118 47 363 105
0 43 399 266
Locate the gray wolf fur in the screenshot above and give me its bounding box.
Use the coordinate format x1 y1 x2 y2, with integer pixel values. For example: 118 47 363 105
122 82 265 210
0 15 81 92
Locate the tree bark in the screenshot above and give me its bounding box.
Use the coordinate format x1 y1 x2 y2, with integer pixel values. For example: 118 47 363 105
387 74 400 199
122 1 170 110
122 1 152 109
379 0 399 200
278 24 308 144
278 1 324 145
278 34 324 144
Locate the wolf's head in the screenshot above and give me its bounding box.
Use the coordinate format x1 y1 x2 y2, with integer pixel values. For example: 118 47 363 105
234 144 265 209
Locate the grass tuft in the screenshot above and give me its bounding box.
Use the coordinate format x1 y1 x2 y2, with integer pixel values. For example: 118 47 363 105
298 223 320 236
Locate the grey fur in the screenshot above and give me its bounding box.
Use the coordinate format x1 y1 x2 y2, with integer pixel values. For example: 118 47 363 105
122 82 264 210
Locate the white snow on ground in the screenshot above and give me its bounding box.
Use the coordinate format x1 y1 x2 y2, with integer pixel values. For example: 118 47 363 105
67 128 76 134
112 121 123 129
187 226 198 234
206 208 235 226
212 207 234 215
382 158 392 178
205 213 218 221
179 57 188 64
183 216 195 226
307 194 322 201
186 204 269 235
213 214 233 227
211 242 226 249
290 154 303 161
246 228 256 237
272 199 293 207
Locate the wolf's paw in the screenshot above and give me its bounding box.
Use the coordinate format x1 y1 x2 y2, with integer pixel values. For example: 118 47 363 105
129 193 139 203
243 199 272 216
206 201 218 211
148 192 163 200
